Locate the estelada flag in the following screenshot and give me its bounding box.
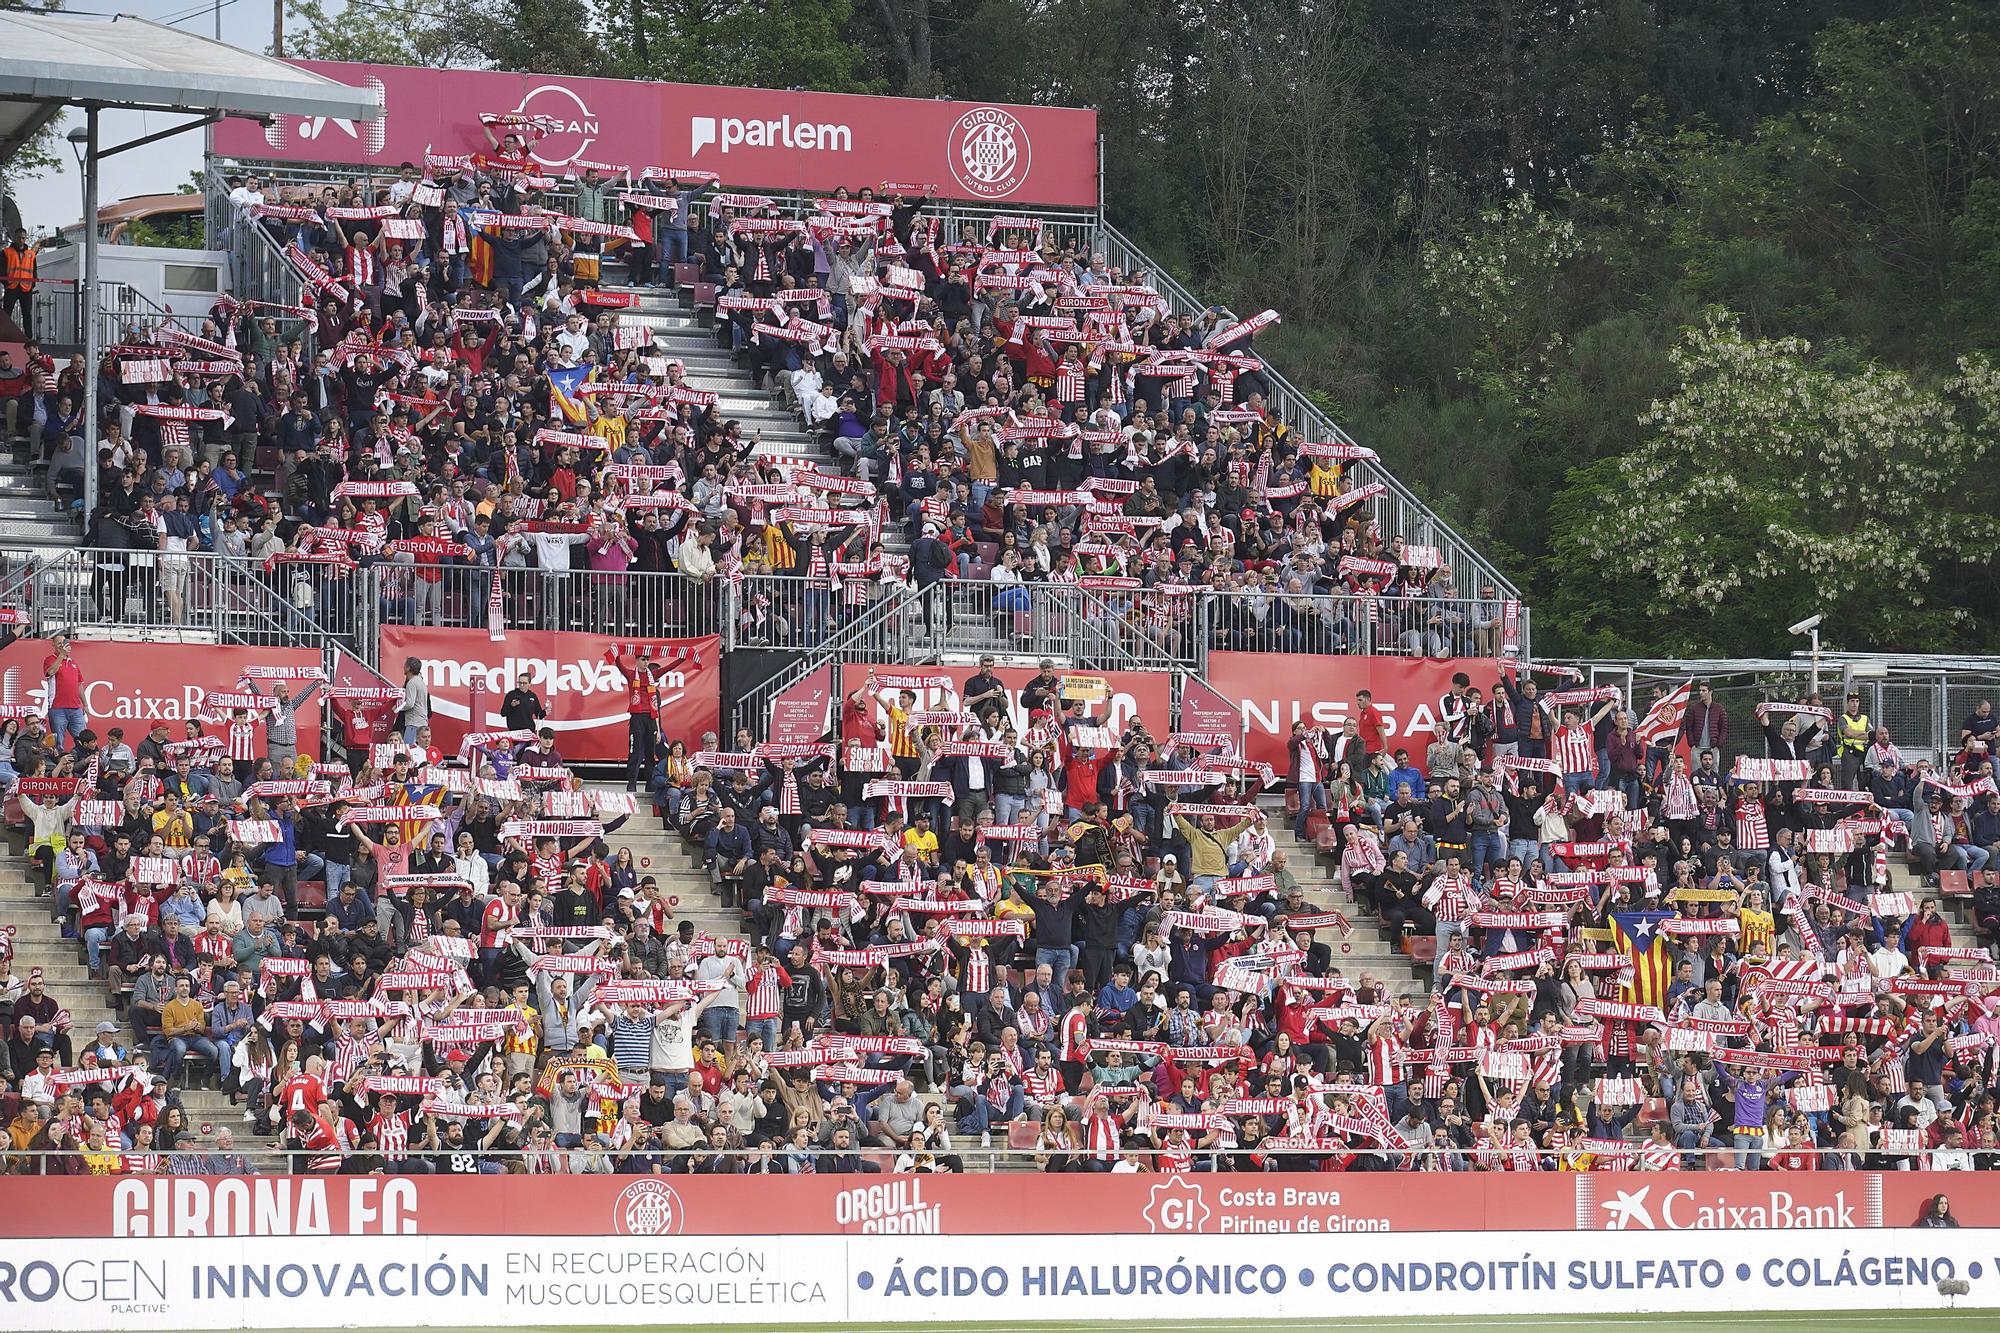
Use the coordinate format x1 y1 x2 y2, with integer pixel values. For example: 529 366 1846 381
1636 682 1691 750
1611 911 1675 1009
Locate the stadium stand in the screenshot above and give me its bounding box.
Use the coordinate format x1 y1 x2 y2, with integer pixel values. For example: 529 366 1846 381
1 127 1997 1179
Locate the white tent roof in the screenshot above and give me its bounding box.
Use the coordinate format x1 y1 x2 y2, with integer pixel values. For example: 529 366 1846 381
0 12 381 162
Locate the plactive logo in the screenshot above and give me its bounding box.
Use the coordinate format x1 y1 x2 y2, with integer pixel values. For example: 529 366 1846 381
613 1179 685 1236
1142 1176 1210 1233
946 106 1031 199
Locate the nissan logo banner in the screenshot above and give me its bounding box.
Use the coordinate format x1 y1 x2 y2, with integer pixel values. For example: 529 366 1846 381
217 60 1100 208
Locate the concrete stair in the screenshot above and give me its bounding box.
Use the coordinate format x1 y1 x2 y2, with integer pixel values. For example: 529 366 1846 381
600 284 909 558
0 457 78 552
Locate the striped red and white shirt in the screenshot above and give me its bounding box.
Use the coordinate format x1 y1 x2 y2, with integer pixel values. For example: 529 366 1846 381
1553 725 1594 776
746 964 785 1021
1366 1035 1404 1086
227 722 261 763
1056 363 1086 403
1083 1112 1121 1161
1424 874 1475 924
1734 800 1769 850
1021 1067 1062 1103
370 1109 412 1159
479 896 516 949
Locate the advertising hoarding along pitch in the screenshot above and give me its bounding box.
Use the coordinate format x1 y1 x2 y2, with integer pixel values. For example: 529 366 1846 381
0 1171 1978 1239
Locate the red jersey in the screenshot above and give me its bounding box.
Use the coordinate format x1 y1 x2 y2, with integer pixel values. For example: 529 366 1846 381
42 655 83 710
480 896 517 948
279 1072 327 1119
841 695 881 749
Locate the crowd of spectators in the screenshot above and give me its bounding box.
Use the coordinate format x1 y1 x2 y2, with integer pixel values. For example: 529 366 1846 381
6 613 2000 1177
32 122 1500 662
3 128 1998 1178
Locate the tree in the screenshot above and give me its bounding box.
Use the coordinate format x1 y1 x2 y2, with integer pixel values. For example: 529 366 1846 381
285 0 480 67
1549 315 2000 656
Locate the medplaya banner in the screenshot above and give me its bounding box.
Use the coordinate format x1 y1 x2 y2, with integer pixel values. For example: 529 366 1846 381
3 1228 1995 1328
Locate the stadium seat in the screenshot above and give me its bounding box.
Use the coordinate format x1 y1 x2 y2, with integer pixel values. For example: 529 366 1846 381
1941 869 1972 897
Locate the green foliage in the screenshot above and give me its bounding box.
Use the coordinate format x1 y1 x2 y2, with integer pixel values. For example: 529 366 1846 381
1558 317 2000 655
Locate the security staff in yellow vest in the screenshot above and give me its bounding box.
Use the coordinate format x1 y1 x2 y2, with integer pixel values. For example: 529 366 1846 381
1836 691 1872 791
1 228 35 340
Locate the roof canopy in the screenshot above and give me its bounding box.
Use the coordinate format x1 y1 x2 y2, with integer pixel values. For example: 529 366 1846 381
0 12 382 163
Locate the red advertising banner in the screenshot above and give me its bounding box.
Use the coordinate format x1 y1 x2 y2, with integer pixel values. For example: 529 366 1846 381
4 1173 1573 1239
213 61 1101 207
1206 653 1508 774
769 664 834 745
0 638 323 744
836 663 1171 741
379 626 719 764
0 1171 1968 1239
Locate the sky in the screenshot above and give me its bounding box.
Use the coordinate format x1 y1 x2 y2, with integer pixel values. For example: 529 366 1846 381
12 0 304 236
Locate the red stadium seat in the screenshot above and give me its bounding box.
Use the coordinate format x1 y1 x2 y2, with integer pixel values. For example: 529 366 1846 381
1940 869 1972 897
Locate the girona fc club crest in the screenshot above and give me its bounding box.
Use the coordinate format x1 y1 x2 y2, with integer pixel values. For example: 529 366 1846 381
946 106 1032 199
612 1179 685 1236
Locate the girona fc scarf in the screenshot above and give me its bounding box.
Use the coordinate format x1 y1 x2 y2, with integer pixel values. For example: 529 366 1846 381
488 570 505 642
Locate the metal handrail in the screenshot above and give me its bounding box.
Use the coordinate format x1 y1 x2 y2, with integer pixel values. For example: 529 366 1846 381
728 577 917 734
1094 221 1522 604
1 1143 1964 1170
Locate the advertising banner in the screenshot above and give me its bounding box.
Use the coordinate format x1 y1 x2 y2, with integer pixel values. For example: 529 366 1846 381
835 663 1170 744
0 638 323 744
4 1172 1985 1242
212 61 1101 207
1205 653 1508 774
379 627 719 764
0 1226 1990 1328
0 1173 1567 1239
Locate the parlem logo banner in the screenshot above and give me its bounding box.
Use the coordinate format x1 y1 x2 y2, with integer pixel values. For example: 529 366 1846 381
214 60 1099 207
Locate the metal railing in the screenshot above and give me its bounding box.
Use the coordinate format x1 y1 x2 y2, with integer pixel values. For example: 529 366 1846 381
1 1143 1976 1174
0 545 362 655
204 167 314 330
1196 589 1516 661
27 276 199 352
0 546 1530 680
207 156 1101 253
1093 221 1522 606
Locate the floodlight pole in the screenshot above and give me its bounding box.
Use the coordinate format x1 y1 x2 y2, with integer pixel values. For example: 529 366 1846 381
80 105 98 524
